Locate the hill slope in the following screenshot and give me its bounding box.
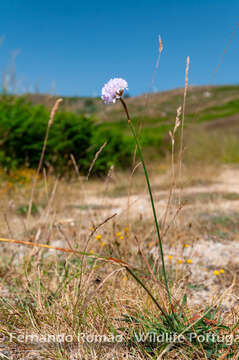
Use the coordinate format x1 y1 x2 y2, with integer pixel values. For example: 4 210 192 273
3 84 239 169
24 84 239 122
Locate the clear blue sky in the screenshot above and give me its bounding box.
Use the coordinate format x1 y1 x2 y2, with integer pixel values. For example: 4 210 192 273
0 0 238 97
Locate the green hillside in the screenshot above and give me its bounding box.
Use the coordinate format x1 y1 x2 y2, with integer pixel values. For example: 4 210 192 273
0 85 239 174
24 84 239 138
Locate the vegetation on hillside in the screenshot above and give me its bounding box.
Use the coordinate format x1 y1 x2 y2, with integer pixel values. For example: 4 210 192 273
0 85 239 176
0 96 134 175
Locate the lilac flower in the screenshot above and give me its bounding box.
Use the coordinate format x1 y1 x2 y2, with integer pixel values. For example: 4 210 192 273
101 78 128 104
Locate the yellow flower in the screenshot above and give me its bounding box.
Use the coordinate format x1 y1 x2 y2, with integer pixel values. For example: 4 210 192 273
100 241 106 247
220 269 225 274
89 250 94 254
123 276 128 281
124 227 129 232
168 255 173 260
89 227 95 231
119 236 124 240
213 270 220 276
178 259 183 264
186 259 192 264
95 235 102 241
148 241 154 248
116 232 122 237
184 244 189 248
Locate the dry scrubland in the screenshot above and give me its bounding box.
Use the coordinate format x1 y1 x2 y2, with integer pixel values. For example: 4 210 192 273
1 164 239 359
1 86 239 359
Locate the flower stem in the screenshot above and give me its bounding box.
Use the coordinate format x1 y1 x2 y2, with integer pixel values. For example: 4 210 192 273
126 267 171 322
120 98 171 305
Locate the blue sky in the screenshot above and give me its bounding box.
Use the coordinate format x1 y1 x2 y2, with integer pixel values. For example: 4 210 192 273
0 0 238 97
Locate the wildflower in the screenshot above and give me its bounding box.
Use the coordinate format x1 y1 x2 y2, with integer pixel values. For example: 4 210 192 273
168 255 173 260
116 232 122 237
220 269 225 274
95 235 102 241
186 259 192 264
178 259 183 264
89 250 94 254
148 241 154 248
119 236 124 240
184 244 189 248
100 241 106 247
124 227 130 237
101 78 128 104
213 270 220 276
123 276 128 281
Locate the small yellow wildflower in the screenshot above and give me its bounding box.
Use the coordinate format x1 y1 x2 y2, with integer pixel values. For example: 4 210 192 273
119 236 124 240
89 227 95 231
123 276 128 281
178 259 183 264
148 241 154 248
213 270 220 276
116 232 122 237
168 255 173 260
100 241 106 247
124 227 130 237
186 259 192 264
184 244 189 248
89 250 94 254
220 269 225 274
95 235 102 241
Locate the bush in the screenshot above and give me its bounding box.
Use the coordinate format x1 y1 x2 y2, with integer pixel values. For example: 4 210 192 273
0 96 50 169
0 96 134 175
89 127 134 175
48 111 94 173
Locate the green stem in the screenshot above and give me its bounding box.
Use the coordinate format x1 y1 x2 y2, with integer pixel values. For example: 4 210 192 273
120 98 171 305
126 267 171 323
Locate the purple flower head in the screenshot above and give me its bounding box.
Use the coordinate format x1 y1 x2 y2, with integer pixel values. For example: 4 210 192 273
101 78 128 104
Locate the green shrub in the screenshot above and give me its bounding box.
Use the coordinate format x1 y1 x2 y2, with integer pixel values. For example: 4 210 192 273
48 111 94 173
88 127 134 175
0 96 49 169
0 96 135 175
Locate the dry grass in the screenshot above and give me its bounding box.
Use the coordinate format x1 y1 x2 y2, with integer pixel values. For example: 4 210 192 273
0 162 239 359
